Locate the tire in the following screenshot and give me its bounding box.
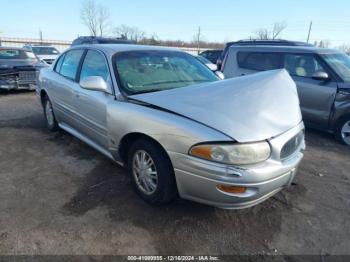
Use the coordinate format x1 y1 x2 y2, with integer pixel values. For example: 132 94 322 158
43 96 59 132
127 139 177 204
335 115 350 146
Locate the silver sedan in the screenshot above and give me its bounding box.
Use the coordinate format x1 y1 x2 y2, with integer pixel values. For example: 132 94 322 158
37 44 305 209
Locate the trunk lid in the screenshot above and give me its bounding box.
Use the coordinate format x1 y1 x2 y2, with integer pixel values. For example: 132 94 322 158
130 69 302 142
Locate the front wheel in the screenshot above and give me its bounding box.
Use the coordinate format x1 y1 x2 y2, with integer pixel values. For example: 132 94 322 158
335 116 350 146
43 96 59 132
127 139 177 204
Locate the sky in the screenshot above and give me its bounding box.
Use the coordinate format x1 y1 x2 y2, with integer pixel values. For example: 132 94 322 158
1 0 350 46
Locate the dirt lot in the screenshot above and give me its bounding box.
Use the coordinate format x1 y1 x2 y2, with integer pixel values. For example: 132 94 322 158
0 91 349 256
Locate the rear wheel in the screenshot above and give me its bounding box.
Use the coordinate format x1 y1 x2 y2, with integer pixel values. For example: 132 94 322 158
127 139 177 204
43 96 59 132
335 116 350 146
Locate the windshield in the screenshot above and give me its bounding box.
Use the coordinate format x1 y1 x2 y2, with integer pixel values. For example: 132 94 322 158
321 53 350 82
0 49 37 60
114 51 218 95
32 47 60 55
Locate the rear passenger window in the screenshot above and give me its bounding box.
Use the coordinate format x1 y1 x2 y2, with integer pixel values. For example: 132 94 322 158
80 50 109 81
60 50 84 80
284 54 325 78
237 52 283 71
54 54 65 73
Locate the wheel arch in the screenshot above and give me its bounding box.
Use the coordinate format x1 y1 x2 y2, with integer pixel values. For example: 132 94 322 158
40 89 48 106
334 113 350 131
118 132 174 169
334 113 350 145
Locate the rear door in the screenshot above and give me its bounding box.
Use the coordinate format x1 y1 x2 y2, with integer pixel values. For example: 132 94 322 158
283 53 337 128
73 49 115 148
48 49 85 126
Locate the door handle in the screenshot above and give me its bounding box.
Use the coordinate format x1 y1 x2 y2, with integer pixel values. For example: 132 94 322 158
73 91 80 98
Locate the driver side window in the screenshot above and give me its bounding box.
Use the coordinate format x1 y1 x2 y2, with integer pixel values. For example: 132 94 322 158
80 50 110 82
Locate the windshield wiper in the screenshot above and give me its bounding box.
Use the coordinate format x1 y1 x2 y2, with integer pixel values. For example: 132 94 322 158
128 80 211 95
142 80 210 87
130 88 164 95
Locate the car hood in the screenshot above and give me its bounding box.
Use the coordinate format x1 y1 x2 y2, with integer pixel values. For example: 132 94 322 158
0 59 45 68
36 54 59 60
129 69 302 143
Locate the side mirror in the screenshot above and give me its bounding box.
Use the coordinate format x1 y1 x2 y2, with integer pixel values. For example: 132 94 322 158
207 63 218 72
80 76 109 92
215 71 225 80
312 71 329 81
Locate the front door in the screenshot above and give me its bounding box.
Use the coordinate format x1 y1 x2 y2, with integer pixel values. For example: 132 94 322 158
284 53 337 128
73 49 114 149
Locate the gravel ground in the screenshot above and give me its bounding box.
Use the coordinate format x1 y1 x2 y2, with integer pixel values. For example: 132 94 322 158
0 91 349 256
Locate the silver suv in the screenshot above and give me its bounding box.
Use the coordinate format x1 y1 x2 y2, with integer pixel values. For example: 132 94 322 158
222 44 350 145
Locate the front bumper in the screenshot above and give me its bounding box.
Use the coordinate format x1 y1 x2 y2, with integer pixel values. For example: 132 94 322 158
168 123 305 209
0 80 36 90
0 71 37 90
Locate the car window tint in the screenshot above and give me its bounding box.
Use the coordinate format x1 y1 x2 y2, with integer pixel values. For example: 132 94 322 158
200 51 221 63
60 50 84 80
80 50 109 81
237 52 283 71
285 54 325 78
54 54 65 73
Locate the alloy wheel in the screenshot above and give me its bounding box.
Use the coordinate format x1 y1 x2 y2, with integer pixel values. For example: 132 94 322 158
341 120 350 145
45 100 54 126
132 150 158 195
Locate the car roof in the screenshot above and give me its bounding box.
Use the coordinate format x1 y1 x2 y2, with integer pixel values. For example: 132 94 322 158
226 39 313 47
30 45 56 48
201 49 223 52
0 46 30 51
72 36 136 44
69 44 181 56
228 45 342 55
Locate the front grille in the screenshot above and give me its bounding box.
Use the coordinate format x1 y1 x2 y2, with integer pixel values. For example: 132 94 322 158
280 131 304 160
19 71 36 82
0 74 16 81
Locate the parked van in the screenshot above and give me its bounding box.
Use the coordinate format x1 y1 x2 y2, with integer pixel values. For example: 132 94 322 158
222 42 350 145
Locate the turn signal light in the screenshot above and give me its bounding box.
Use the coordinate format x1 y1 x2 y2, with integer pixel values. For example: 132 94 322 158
216 184 247 194
190 145 212 160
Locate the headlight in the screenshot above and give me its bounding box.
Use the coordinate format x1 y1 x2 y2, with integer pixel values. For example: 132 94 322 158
189 142 271 165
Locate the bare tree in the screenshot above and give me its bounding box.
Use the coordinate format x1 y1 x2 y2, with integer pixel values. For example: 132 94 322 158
338 44 350 54
97 5 110 37
252 22 287 40
254 28 269 40
80 0 110 37
315 40 331 48
141 33 161 45
113 25 145 42
271 22 287 39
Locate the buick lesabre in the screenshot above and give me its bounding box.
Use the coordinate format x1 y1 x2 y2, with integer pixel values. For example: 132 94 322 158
37 44 305 209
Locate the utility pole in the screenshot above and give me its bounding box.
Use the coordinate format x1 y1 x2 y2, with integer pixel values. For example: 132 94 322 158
307 21 312 43
39 29 43 44
197 26 201 54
